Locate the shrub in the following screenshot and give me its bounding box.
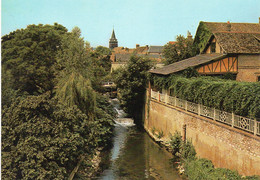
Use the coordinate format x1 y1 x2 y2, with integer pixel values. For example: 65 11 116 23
184 158 215 180
169 131 182 157
181 140 197 160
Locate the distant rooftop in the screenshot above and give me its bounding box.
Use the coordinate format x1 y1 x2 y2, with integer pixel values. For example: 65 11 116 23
148 46 164 53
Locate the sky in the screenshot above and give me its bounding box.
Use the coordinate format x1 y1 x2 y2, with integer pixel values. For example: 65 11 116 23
1 0 260 48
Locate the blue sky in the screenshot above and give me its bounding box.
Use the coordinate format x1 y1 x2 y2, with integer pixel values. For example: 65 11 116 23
2 0 260 48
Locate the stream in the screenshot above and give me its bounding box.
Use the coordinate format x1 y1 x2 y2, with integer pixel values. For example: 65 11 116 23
97 99 183 180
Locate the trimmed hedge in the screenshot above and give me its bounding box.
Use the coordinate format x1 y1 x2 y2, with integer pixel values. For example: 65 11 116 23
152 75 260 118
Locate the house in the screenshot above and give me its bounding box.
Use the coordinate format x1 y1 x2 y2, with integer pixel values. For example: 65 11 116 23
150 19 260 82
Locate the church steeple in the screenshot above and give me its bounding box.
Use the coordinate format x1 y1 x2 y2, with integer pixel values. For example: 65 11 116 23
109 28 118 49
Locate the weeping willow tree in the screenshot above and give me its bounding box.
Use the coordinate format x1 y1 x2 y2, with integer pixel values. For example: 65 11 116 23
55 27 96 115
55 72 96 116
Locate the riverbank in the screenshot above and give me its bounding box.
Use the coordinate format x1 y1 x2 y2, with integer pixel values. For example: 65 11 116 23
144 127 260 180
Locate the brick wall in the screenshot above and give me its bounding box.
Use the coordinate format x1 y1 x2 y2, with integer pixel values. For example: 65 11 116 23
237 55 260 82
144 97 260 176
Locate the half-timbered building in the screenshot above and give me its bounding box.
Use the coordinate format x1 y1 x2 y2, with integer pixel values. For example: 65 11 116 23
150 20 260 82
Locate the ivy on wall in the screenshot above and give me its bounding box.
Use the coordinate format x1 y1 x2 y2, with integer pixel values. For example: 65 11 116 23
193 22 213 53
151 75 260 119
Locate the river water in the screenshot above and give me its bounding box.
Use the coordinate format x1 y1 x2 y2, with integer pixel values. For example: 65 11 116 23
97 99 183 180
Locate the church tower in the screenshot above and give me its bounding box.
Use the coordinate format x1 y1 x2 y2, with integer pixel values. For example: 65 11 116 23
109 29 118 49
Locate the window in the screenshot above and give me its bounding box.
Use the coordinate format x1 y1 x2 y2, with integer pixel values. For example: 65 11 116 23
211 42 216 53
258 76 260 82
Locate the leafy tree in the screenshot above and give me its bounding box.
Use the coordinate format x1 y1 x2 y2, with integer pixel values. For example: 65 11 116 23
163 35 197 65
2 25 115 179
89 46 112 91
56 26 91 78
55 27 96 115
1 23 67 95
1 93 100 179
114 55 153 124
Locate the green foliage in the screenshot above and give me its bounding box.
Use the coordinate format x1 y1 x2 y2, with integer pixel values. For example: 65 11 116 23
2 23 67 95
2 93 99 179
157 130 164 139
94 94 116 147
181 67 200 78
2 25 116 179
169 131 182 156
114 55 153 123
152 75 260 118
55 72 96 115
56 27 91 78
181 140 197 160
184 158 259 180
163 35 197 65
184 158 216 180
169 131 259 179
90 46 112 83
193 21 213 53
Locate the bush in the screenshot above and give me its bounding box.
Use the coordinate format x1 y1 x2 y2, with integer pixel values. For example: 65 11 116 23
181 140 197 161
184 158 215 180
170 131 182 157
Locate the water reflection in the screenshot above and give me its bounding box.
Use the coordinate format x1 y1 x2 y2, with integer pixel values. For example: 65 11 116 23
99 126 183 180
98 99 183 180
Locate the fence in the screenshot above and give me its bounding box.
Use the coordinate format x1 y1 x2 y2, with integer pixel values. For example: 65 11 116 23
150 90 260 136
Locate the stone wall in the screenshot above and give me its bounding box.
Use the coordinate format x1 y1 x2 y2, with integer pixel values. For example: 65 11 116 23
144 96 260 176
237 55 260 82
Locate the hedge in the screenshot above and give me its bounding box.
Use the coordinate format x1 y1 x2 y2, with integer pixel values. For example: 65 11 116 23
151 75 260 119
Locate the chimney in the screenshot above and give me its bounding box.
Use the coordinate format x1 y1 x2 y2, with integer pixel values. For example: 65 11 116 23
227 21 231 31
259 17 260 24
136 44 140 48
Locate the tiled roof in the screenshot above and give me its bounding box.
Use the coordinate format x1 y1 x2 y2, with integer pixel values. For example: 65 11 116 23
115 54 132 62
115 53 163 62
214 32 260 54
148 46 164 53
197 22 260 54
203 22 260 33
149 53 226 75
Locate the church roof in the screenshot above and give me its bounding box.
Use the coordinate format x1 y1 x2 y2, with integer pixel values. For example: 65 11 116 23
110 29 117 40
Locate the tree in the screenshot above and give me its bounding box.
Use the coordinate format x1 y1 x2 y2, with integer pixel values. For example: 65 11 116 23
1 23 68 95
114 55 153 124
89 46 112 91
1 93 101 179
55 27 96 115
2 25 115 179
163 34 197 65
